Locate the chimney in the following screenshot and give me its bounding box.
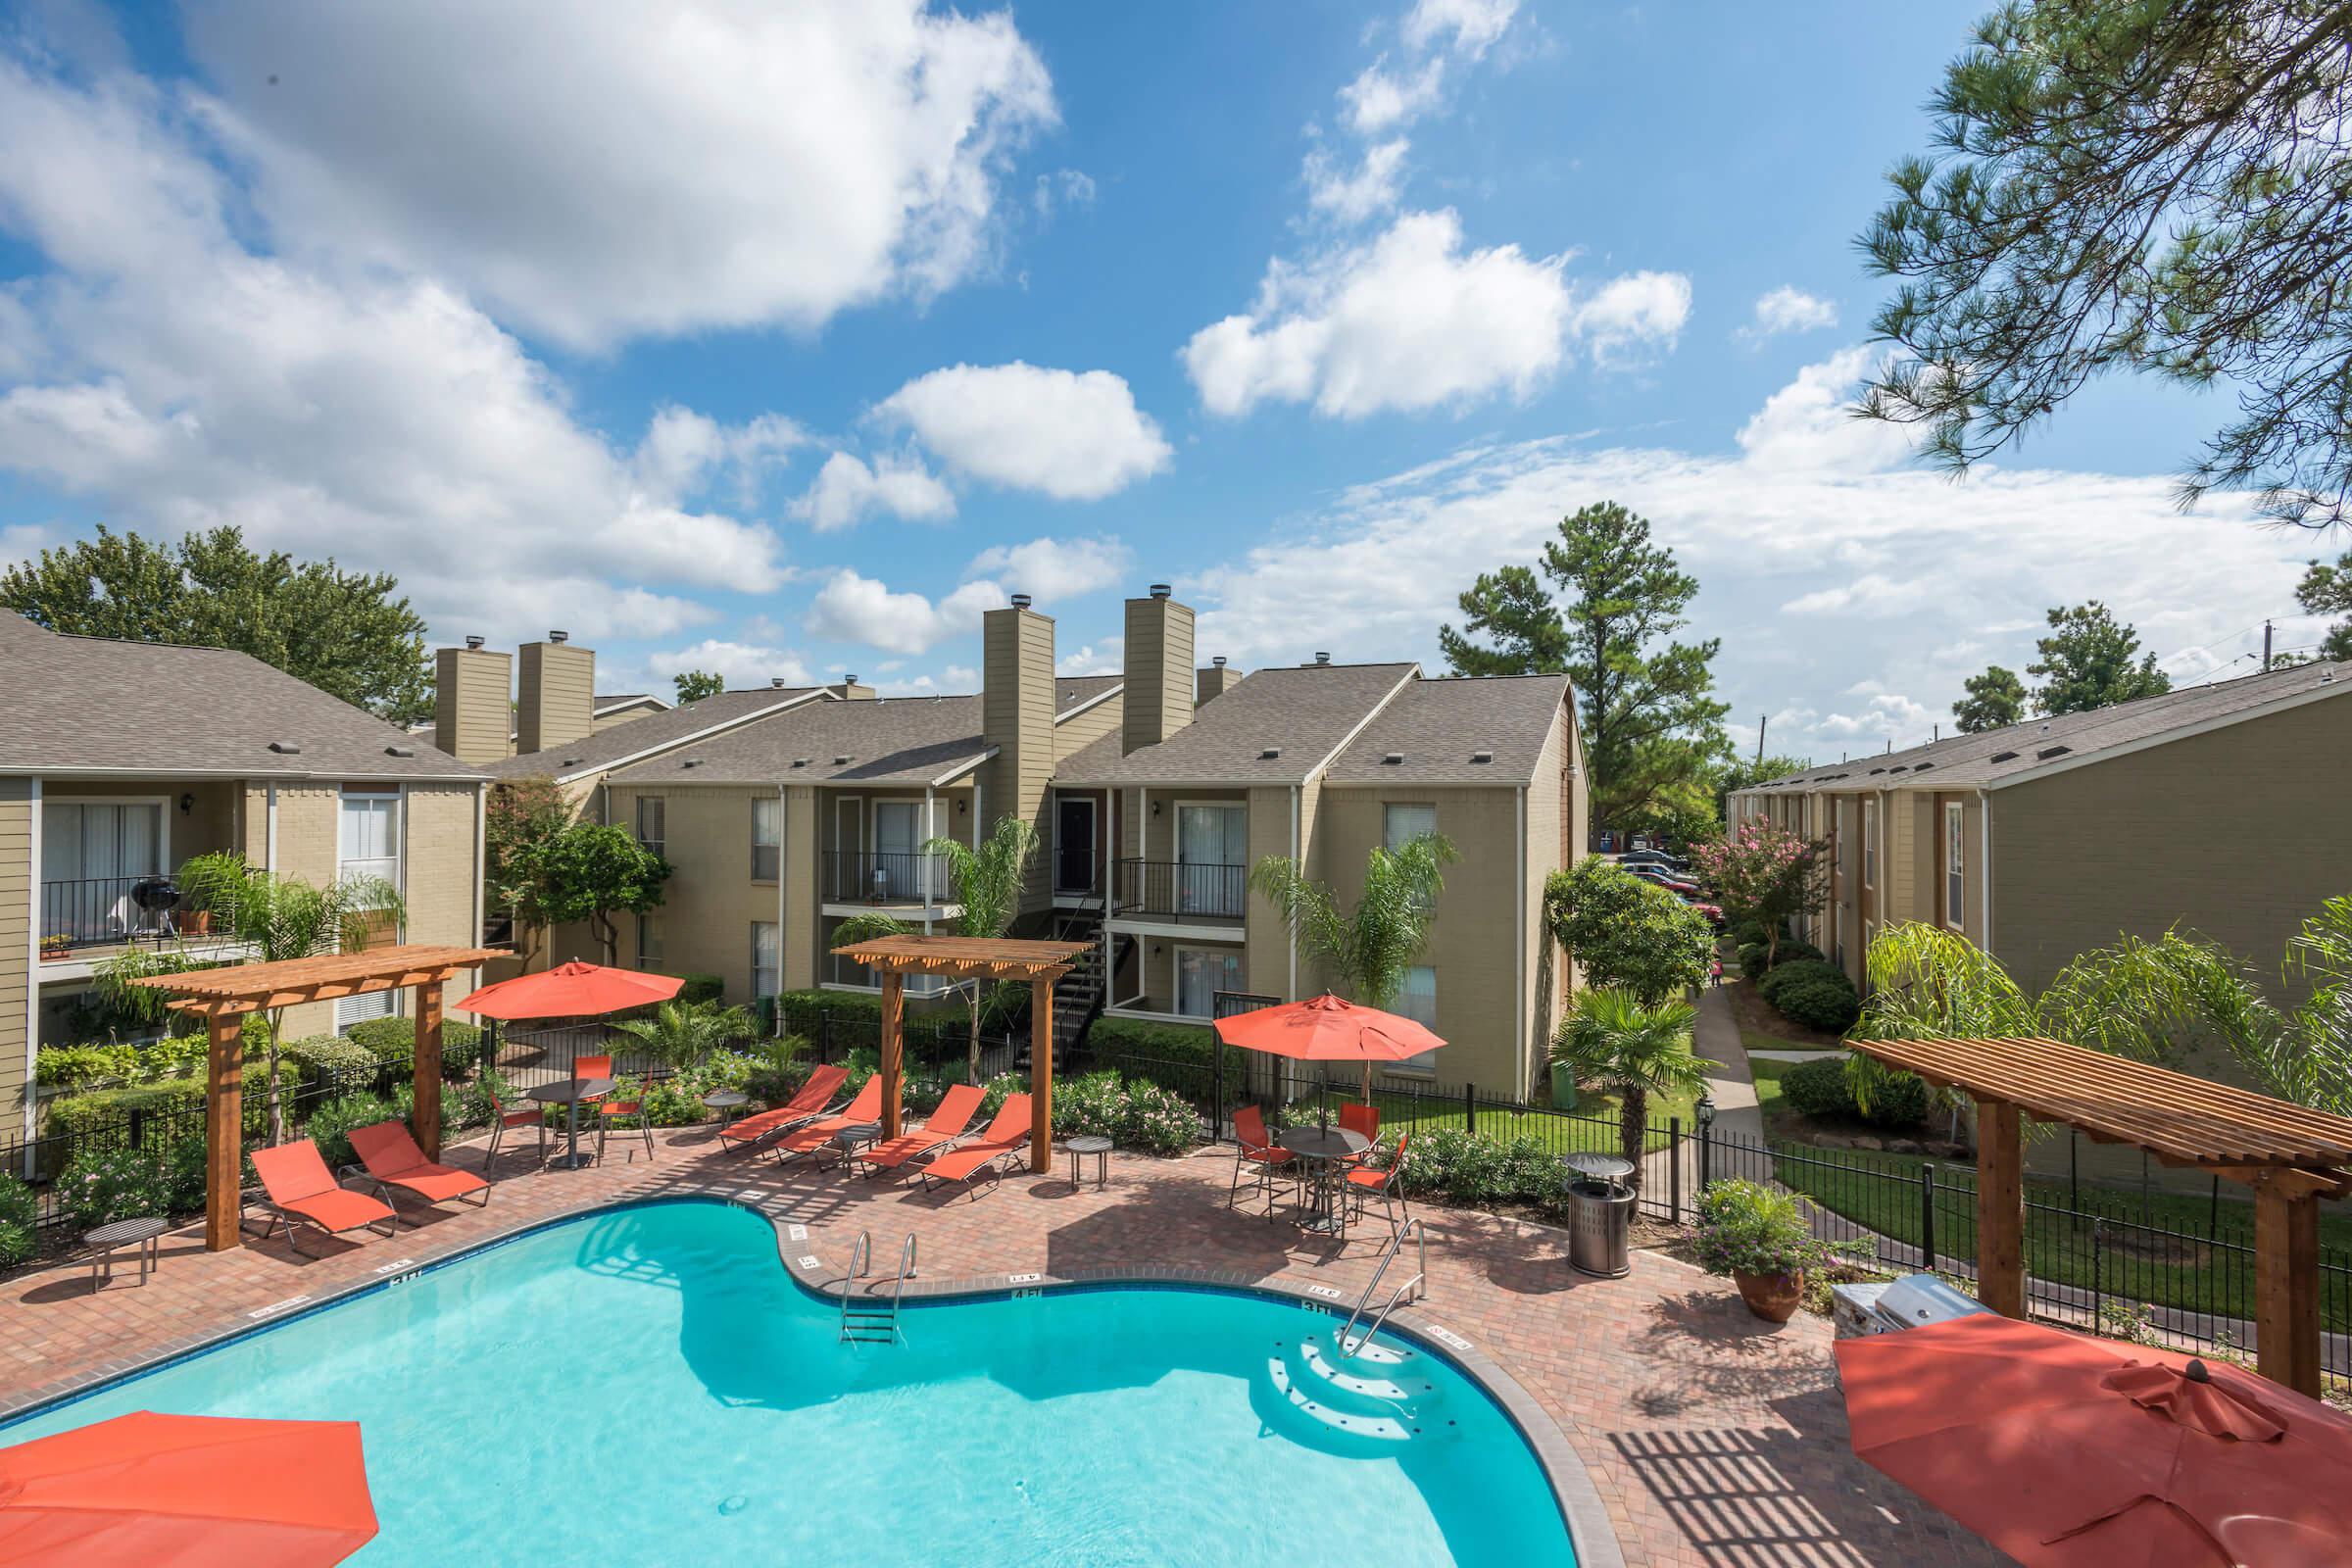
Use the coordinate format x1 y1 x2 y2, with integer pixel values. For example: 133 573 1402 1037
982 595 1054 903
1197 654 1240 708
832 673 874 701
432 638 512 763
1122 585 1196 755
516 631 595 756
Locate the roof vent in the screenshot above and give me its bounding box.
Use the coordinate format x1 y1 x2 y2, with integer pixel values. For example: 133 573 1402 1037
465 634 485 650
384 744 415 759
1868 766 1886 775
1989 750 2019 762
267 741 301 755
771 677 787 689
1149 583 1172 600
834 755 852 766
1258 747 1282 760
1010 592 1033 609
2322 667 2336 685
2036 744 2072 760
1913 762 1935 772
561 758 583 768
682 757 704 768
843 674 858 687
1470 749 1494 764
1212 655 1228 668
791 758 809 768
1888 764 1908 773
549 629 568 644
1381 752 1404 765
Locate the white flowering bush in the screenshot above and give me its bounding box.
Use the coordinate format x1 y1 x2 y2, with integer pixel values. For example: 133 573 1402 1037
60 1147 170 1230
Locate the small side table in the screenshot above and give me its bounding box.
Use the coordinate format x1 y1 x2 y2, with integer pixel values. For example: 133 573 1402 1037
1065 1135 1113 1190
86 1216 169 1292
825 1122 884 1171
703 1089 750 1131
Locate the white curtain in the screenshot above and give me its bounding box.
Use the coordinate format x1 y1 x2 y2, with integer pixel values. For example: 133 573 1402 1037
1176 805 1246 915
1176 948 1243 1017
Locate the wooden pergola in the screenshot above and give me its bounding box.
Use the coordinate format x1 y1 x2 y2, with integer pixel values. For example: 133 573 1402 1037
827 934 1094 1172
130 944 509 1252
1848 1033 2352 1396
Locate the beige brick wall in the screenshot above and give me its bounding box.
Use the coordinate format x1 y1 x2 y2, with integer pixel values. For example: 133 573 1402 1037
1524 703 1574 1082
403 783 483 1007
1243 786 1293 1001
1 781 29 1136
604 783 778 1002
782 786 819 989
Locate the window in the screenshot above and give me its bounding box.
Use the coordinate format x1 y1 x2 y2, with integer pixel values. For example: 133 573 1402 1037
1862 797 1877 888
752 797 780 881
1175 804 1248 916
1944 802 1966 929
1394 964 1440 1074
637 912 665 969
752 921 779 1000
337 793 401 1029
1175 946 1244 1017
635 796 665 858
1383 803 1438 851
40 801 167 945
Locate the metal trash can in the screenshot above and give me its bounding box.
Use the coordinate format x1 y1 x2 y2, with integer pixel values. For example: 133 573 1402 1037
1564 1152 1636 1278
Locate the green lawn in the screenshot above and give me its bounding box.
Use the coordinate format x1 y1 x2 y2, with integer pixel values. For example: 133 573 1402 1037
1742 1059 2352 1330
1334 1081 1702 1156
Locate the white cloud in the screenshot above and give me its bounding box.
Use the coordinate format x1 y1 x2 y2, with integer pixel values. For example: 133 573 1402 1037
875 362 1172 500
1182 349 2318 763
1399 0 1520 57
641 639 816 692
791 450 957 532
1304 137 1410 224
963 536 1132 603
1570 270 1691 368
1340 0 1517 133
182 1 1056 349
1340 58 1446 134
1033 168 1096 219
1740 285 1838 343
1055 639 1125 677
0 52 789 652
1736 345 1915 472
808 568 1003 656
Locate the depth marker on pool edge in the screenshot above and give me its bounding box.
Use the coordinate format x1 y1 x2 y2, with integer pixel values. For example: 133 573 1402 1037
1304 1284 1345 1299
248 1295 312 1320
371 1257 417 1276
786 1224 809 1241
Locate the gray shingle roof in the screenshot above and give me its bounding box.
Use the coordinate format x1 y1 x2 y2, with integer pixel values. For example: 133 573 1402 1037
1054 662 1419 785
1744 659 2352 793
1324 673 1571 784
0 610 485 779
609 695 995 786
490 685 827 780
595 693 662 710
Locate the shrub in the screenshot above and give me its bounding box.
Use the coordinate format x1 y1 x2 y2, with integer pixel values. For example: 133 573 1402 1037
59 1146 171 1230
1052 1070 1128 1142
1690 1178 1845 1278
1391 1126 1570 1214
304 1092 397 1168
280 1035 378 1077
1730 919 1769 951
976 1071 1026 1121
1120 1080 1200 1155
0 1173 36 1267
1780 1056 1858 1119
1769 973 1862 1034
1758 957 1844 1006
341 1015 485 1074
678 972 725 1005
742 1037 812 1105
45 1063 301 1166
35 1043 138 1090
1854 1067 1932 1129
162 1137 259 1213
1087 1016 1216 1066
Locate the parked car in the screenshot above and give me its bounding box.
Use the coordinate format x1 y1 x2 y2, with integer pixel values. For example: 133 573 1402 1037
1624 863 1699 894
1684 898 1726 929
1618 849 1690 872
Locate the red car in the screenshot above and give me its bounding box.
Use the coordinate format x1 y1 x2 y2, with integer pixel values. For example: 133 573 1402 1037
1624 863 1700 895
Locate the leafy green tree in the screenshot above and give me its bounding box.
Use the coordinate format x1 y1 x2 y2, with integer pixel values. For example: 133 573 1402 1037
611 999 759 1071
1249 833 1459 1099
127 853 406 1143
672 669 726 704
1551 989 1712 1185
1544 859 1713 1007
1 525 432 720
509 824 671 967
1953 664 2026 733
2294 550 2352 662
1441 502 1730 826
2028 602 2170 714
1858 1 2352 528
1710 754 1810 823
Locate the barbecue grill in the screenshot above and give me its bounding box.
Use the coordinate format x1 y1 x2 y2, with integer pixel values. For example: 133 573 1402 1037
127 876 181 944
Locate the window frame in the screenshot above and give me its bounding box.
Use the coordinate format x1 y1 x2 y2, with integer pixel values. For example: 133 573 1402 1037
635 795 666 859
1172 944 1245 1019
637 910 664 969
1391 962 1440 1076
751 920 779 1001
1944 801 1966 930
1861 795 1877 890
1382 802 1439 852
751 796 780 883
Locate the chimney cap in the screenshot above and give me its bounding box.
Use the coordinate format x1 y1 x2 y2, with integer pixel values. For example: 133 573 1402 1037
465 634 485 651
770 677 787 688
1314 652 1331 664
549 629 568 644
1212 655 1227 668
1149 583 1172 599
1010 592 1033 609
843 674 858 688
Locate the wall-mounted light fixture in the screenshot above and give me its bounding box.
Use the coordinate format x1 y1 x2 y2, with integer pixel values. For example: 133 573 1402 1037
1151 800 1161 817
956 798 968 815
178 792 194 815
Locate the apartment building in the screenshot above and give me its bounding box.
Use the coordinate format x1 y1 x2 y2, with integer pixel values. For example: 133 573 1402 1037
462 585 1587 1101
1730 659 2352 1002
0 610 490 1140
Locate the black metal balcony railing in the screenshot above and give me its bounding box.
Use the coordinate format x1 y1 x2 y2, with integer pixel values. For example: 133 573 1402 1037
40 875 176 952
822 849 954 905
1112 858 1248 921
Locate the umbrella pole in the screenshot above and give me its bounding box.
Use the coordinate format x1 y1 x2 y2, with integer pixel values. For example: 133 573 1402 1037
1362 1059 1372 1103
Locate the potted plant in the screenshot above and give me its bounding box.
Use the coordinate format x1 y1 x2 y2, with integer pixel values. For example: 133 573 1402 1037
39 933 72 961
1690 1177 1842 1322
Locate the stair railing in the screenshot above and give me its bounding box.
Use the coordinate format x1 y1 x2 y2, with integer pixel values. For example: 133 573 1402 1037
1338 1218 1425 1358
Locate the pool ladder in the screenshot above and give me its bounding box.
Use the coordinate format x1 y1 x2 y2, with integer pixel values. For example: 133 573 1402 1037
839 1229 917 1346
1337 1219 1425 1359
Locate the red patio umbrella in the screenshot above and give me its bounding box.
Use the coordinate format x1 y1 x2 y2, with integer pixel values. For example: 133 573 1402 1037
459 959 682 1020
0 1410 377 1566
1213 992 1444 1102
1836 1312 2352 1567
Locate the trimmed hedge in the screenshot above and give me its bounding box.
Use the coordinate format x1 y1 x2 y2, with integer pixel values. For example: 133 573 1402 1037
34 1036 211 1091
1758 958 1844 1005
678 972 724 1005
45 1063 302 1155
1774 975 1862 1033
1739 937 1825 981
1779 1054 1930 1128
343 1014 485 1073
1087 1015 1215 1067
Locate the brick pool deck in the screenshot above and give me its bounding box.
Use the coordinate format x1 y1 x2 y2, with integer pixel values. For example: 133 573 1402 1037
0 1126 2006 1567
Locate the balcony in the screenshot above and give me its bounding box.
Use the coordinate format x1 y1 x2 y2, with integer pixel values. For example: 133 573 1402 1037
1111 858 1248 923
821 850 956 908
40 875 186 956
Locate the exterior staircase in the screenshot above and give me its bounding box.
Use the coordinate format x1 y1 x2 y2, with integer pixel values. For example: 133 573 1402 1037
1021 894 1108 1072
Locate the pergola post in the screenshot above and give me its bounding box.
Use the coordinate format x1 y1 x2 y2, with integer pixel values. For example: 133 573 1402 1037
1975 1097 2024 1317
413 978 445 1161
879 970 904 1140
1030 976 1053 1173
2255 1174 2323 1397
204 1009 243 1251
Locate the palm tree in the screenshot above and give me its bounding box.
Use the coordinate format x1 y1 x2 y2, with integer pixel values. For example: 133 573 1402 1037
831 816 1041 1083
1551 988 1712 1185
1249 832 1458 1098
609 998 759 1073
170 852 405 1143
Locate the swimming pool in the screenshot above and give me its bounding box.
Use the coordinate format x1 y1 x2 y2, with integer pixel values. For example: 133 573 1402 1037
1 1200 1576 1565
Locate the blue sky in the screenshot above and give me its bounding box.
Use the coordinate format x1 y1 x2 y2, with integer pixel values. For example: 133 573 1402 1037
0 1 2328 759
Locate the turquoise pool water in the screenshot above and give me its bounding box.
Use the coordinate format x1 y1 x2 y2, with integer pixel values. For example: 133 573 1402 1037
2 1200 1574 1565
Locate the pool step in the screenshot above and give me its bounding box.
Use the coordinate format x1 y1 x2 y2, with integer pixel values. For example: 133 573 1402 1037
1296 1335 1446 1412
1256 1329 1451 1457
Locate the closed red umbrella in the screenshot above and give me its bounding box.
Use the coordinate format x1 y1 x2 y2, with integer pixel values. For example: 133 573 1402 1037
1836 1312 2352 1566
1214 992 1444 1101
0 1410 376 1565
458 960 682 1020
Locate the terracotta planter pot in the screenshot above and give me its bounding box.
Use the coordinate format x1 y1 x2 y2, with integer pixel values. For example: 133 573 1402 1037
1734 1269 1804 1322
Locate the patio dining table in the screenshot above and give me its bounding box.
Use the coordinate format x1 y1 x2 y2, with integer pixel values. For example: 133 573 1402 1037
525 1077 613 1171
1278 1125 1370 1238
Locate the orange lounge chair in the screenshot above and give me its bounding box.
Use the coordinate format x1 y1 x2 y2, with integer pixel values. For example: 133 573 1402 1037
347 1120 493 1220
768 1076 887 1163
249 1140 398 1256
853 1083 985 1177
716 1064 849 1153
917 1095 1032 1194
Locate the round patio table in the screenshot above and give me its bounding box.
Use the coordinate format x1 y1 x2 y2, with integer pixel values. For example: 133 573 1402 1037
825 1121 884 1171
703 1089 750 1131
1065 1135 1113 1190
526 1077 613 1170
85 1215 169 1291
1278 1125 1370 1237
